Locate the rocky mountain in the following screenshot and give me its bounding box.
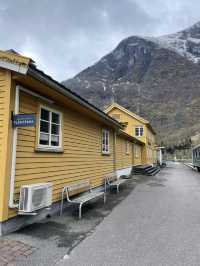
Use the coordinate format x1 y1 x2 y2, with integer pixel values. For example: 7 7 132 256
63 21 200 148
155 21 200 63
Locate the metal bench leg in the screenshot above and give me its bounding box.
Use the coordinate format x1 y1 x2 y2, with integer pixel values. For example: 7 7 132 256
104 193 106 204
60 187 66 216
79 203 83 219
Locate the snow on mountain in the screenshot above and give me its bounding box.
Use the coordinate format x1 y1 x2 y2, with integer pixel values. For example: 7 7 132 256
152 21 200 63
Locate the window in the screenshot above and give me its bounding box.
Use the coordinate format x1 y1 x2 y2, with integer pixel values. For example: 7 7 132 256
102 129 110 154
125 141 129 154
39 107 62 149
135 126 144 137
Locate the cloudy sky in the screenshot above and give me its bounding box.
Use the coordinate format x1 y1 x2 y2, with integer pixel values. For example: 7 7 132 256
0 0 200 81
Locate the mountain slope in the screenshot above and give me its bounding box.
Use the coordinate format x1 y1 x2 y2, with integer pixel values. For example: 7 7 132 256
63 22 200 147
155 21 200 63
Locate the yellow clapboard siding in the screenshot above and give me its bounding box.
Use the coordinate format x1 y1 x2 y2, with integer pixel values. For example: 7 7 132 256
5 78 146 222
116 136 133 170
133 143 142 165
15 166 114 182
107 105 156 164
9 91 115 218
15 165 114 176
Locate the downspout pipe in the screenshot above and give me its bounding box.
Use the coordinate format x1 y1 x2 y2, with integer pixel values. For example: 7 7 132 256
113 131 117 172
9 85 19 208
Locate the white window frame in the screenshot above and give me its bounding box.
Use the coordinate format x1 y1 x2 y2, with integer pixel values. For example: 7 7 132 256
135 126 144 137
102 129 110 154
38 105 62 150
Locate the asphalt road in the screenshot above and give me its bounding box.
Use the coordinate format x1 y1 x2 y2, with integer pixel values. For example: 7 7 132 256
59 163 200 266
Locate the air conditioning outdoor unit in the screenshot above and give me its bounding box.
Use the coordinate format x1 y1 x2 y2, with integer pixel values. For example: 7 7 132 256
19 183 52 213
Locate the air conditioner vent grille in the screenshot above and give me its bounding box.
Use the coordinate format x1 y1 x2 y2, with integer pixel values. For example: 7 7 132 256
19 183 52 213
32 188 46 208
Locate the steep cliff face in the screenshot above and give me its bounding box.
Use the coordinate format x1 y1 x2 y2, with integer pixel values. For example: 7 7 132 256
63 23 200 147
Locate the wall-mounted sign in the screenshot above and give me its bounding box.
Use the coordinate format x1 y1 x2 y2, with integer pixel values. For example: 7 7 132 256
12 114 36 127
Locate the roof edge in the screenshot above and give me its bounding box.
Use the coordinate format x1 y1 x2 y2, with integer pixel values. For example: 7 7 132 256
0 50 31 74
118 129 145 145
105 102 156 134
105 103 149 124
27 67 124 129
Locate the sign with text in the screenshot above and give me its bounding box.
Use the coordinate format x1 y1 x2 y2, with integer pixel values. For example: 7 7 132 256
12 114 36 127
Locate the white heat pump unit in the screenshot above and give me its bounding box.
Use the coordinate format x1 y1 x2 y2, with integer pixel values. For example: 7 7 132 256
19 183 52 213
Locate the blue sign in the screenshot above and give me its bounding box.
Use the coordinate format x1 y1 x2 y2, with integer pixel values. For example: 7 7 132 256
12 114 36 127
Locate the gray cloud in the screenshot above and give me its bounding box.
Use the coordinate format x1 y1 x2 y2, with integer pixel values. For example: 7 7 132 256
0 0 199 80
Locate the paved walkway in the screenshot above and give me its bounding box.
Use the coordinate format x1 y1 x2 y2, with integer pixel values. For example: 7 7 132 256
59 163 200 266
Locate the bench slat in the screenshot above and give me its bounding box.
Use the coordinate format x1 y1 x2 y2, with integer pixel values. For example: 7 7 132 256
105 172 128 193
72 191 104 204
106 172 118 183
60 179 105 219
109 179 126 186
67 180 90 192
67 180 90 197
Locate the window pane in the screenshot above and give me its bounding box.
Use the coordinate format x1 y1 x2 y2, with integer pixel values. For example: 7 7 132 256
39 133 49 145
51 135 59 146
40 121 49 133
135 127 143 136
41 108 50 121
105 136 108 146
102 132 105 144
51 124 59 135
52 112 60 124
102 130 109 153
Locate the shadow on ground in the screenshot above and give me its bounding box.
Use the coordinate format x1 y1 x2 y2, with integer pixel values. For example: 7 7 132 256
15 179 138 254
3 171 168 265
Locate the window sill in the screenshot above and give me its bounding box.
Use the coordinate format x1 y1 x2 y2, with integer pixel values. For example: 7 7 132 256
35 147 64 153
102 152 110 156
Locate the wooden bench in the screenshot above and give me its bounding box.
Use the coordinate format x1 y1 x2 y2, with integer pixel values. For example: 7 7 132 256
105 172 128 193
60 180 106 219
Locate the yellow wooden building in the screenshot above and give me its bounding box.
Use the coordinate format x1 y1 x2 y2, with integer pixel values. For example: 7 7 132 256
105 103 157 165
0 50 146 234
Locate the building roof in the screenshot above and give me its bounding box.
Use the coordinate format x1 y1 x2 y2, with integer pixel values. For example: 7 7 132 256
0 49 124 130
118 130 145 145
105 102 156 135
0 49 31 74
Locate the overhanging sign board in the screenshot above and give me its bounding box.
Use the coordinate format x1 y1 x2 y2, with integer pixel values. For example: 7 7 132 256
12 114 36 127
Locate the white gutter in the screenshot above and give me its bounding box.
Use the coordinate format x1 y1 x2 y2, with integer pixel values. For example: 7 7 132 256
9 85 19 208
113 131 117 172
